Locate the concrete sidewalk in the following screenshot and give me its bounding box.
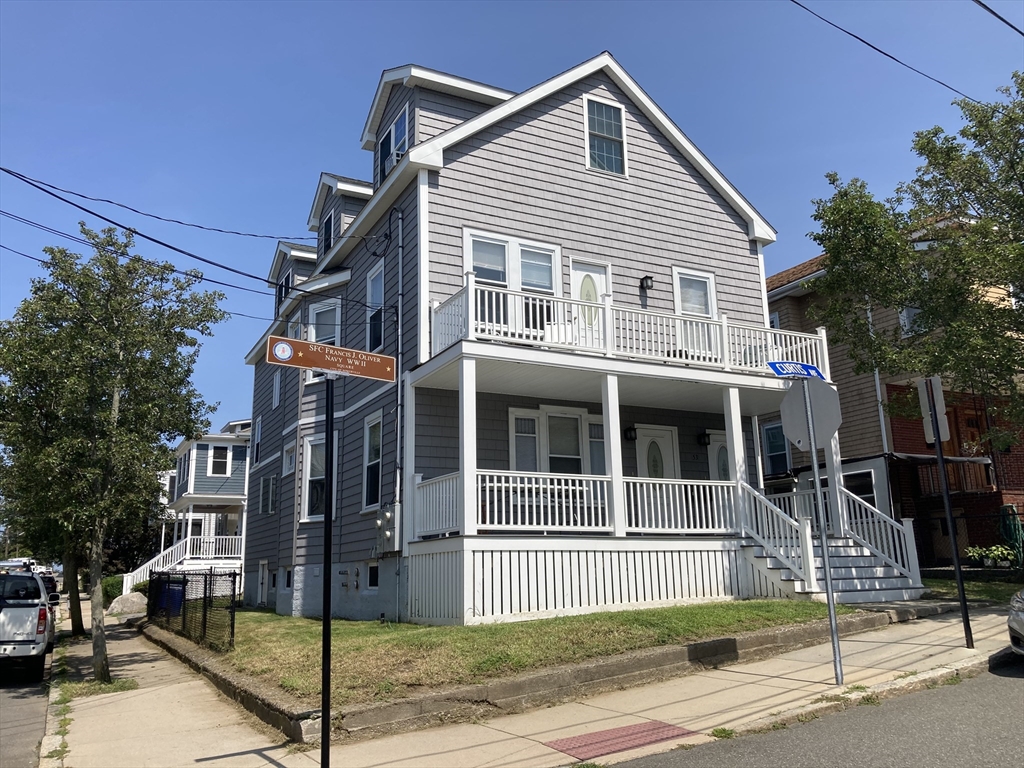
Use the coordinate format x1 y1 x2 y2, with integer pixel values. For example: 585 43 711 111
42 603 1015 768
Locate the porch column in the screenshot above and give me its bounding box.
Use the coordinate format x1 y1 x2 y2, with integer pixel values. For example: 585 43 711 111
602 374 626 537
185 505 194 557
239 503 248 566
460 357 477 536
824 431 845 535
723 387 747 533
401 377 417 550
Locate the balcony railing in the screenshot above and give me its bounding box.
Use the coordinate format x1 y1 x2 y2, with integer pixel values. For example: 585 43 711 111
431 278 827 376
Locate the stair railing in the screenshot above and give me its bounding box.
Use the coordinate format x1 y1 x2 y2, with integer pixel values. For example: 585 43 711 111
840 488 918 582
739 482 812 586
121 537 189 595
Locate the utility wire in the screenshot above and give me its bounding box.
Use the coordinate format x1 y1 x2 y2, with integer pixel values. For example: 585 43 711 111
788 0 986 106
1 167 389 312
970 0 1024 37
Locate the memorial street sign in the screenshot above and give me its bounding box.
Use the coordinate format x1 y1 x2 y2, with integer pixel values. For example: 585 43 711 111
265 335 396 382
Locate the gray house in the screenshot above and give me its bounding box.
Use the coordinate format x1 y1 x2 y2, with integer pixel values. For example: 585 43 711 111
122 420 250 594
243 53 922 624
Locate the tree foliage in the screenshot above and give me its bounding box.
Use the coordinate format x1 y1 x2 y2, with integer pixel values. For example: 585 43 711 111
808 72 1024 445
0 225 224 678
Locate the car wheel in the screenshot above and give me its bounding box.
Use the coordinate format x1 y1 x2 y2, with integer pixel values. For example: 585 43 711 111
29 654 46 682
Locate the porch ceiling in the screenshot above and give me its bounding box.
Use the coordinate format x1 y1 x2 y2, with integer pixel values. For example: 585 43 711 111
415 357 789 416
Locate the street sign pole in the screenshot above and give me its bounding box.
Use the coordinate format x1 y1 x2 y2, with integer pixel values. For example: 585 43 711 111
924 380 973 649
801 378 844 686
322 373 336 767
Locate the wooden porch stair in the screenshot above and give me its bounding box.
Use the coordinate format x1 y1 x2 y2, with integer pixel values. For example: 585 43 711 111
744 537 926 603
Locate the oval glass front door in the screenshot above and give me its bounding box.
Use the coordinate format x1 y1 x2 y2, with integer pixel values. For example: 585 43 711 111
647 441 664 478
580 273 599 326
717 445 730 481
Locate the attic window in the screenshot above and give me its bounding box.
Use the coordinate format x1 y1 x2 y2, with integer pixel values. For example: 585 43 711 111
276 271 292 311
378 105 408 183
585 97 625 175
321 211 334 255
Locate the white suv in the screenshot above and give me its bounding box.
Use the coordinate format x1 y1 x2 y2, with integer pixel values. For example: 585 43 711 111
0 570 59 680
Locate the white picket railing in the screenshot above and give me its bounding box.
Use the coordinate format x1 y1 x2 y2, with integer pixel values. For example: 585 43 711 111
841 488 915 580
416 472 461 537
430 280 825 375
625 479 737 533
477 471 611 532
188 536 243 560
739 482 808 583
122 538 188 595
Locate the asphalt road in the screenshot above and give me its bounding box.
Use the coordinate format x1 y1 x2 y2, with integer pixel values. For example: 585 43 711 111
0 655 51 768
618 658 1024 768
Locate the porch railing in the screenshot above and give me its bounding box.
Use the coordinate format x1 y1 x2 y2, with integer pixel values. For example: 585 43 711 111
431 280 825 376
416 472 461 537
840 488 917 581
766 489 832 535
477 471 611 532
188 535 243 560
625 479 737 533
122 538 189 595
739 482 809 583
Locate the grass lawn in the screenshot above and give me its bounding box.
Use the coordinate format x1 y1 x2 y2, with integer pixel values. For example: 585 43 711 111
921 577 1024 605
228 599 855 706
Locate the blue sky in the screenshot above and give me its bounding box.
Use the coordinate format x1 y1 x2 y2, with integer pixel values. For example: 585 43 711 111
1 0 1021 427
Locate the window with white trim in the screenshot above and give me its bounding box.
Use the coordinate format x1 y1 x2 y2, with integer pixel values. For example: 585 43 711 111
585 97 626 175
176 452 191 495
899 305 923 337
307 300 341 381
367 263 384 352
320 211 334 255
272 371 281 409
282 442 296 476
302 435 331 521
287 311 301 340
259 475 277 515
672 267 717 317
208 445 230 477
509 407 605 474
253 417 262 465
378 105 408 183
464 229 559 293
364 411 382 510
762 422 789 475
276 271 292 312
768 312 780 329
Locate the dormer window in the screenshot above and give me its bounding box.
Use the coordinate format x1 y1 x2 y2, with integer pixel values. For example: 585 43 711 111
320 211 334 255
378 105 408 183
275 271 292 312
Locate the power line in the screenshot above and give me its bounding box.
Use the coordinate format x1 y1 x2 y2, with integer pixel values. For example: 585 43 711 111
971 0 1024 37
0 167 389 312
788 0 986 106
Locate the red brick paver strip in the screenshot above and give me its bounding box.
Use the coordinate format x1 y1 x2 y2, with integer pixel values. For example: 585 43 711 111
544 721 695 760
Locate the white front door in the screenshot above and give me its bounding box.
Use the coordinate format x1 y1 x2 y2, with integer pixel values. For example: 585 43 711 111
570 261 609 348
707 430 731 481
636 426 680 479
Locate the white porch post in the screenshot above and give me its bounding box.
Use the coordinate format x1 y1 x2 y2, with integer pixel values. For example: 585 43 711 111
465 271 477 342
239 502 248 568
460 357 477 537
602 374 626 536
185 505 194 556
724 387 747 533
824 431 845 535
816 326 831 381
401 377 417 550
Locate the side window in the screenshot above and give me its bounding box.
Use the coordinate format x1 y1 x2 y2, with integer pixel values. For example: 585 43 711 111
762 422 789 475
768 312 780 329
272 372 281 409
672 267 717 318
512 415 539 471
276 271 292 312
253 417 262 465
321 211 334 255
304 437 326 520
585 97 625 175
282 443 296 476
472 237 507 285
209 445 230 476
367 263 384 352
378 105 408 183
259 475 277 515
364 412 382 510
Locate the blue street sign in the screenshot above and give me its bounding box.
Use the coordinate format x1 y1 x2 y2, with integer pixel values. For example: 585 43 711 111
767 361 826 380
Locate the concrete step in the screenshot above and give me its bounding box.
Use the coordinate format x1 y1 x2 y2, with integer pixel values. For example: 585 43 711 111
829 577 917 592
782 566 902 581
834 587 927 604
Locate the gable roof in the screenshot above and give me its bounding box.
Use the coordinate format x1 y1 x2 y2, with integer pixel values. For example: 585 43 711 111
266 240 317 284
406 51 776 244
765 254 826 298
361 64 514 150
306 172 373 231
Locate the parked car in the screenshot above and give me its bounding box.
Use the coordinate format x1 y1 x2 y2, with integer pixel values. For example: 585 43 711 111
0 570 59 681
1009 589 1024 656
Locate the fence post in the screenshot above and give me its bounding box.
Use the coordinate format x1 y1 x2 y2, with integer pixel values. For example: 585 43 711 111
230 571 237 649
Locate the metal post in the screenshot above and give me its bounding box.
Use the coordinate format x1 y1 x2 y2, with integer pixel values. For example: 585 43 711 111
804 378 843 685
925 382 973 648
322 375 335 765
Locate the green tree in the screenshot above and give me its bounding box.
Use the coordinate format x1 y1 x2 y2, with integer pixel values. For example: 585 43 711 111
808 72 1024 446
0 226 224 680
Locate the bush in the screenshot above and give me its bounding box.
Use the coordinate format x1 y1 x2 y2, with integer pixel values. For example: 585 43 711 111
131 580 149 597
101 575 124 608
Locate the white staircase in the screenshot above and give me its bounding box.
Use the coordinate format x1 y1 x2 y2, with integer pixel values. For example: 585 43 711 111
122 535 243 595
746 537 926 603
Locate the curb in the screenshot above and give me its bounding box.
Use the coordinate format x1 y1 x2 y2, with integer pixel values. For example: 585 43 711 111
734 646 1019 739
130 601 960 744
37 627 72 768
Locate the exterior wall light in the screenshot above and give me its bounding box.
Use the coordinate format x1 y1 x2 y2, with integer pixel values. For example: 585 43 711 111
697 432 712 446
624 426 638 441
639 275 654 291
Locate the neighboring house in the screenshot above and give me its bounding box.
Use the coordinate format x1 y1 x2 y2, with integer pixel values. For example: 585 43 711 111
243 53 921 625
121 420 250 594
765 255 1024 566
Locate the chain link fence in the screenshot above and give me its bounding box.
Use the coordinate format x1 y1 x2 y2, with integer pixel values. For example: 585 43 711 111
147 569 238 651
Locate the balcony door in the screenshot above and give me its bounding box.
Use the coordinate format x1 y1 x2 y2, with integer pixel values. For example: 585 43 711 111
636 426 680 479
706 430 731 481
570 260 609 349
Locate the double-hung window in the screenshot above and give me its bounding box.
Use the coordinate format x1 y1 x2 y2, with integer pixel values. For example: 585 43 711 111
762 422 789 475
276 271 292 312
585 97 626 175
364 411 382 510
465 229 558 293
208 445 230 477
509 407 605 475
378 105 408 184
307 299 341 381
259 475 277 515
253 417 262 465
282 442 296 476
367 263 384 352
302 433 336 521
320 212 334 255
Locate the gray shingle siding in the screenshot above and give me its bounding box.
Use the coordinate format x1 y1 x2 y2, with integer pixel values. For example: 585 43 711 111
428 72 763 324
414 88 492 143
192 443 247 495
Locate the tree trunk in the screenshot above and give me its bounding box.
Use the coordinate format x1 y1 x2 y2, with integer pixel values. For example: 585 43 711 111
89 516 111 683
62 540 85 636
